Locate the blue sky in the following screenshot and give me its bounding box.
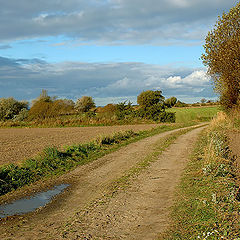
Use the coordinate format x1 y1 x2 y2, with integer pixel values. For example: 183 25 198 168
0 0 238 105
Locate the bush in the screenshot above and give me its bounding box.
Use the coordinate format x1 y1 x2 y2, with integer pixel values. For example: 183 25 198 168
28 98 74 120
13 108 29 121
75 96 96 113
165 97 177 108
116 101 134 120
28 100 52 120
137 90 165 108
174 100 187 107
158 112 176 123
0 97 28 120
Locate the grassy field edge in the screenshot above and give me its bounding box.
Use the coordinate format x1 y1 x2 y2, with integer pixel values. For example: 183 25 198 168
161 114 240 240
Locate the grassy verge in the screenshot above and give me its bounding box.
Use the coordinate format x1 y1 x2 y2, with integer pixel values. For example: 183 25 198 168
0 122 200 197
161 113 240 240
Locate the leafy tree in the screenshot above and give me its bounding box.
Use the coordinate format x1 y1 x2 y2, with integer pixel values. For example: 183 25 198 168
75 96 96 113
28 90 75 120
165 97 177 108
136 90 174 122
28 101 52 120
174 100 187 107
13 108 29 121
31 89 53 106
202 2 240 109
116 101 133 120
0 97 28 120
137 90 165 109
101 104 117 113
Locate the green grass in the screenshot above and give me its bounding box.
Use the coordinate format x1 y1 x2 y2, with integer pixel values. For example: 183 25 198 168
166 106 220 123
161 125 240 240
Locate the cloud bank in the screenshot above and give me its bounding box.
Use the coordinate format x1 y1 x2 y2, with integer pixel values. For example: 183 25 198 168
0 56 215 105
0 0 237 45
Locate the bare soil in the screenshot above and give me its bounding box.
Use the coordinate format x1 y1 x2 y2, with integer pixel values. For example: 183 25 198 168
0 125 205 240
0 124 160 165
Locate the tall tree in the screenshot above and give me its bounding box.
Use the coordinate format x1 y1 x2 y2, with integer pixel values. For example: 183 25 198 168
202 2 240 109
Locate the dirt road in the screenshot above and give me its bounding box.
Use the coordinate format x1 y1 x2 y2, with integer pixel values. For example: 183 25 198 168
0 125 205 240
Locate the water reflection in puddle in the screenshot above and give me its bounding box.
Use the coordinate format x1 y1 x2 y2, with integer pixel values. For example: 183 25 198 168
0 184 69 218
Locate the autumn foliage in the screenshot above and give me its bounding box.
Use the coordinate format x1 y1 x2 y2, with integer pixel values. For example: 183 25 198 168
202 2 240 109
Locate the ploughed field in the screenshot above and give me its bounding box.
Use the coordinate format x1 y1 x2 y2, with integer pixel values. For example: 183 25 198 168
0 124 161 166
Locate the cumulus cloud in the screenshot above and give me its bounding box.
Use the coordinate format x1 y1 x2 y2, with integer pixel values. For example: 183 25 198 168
0 0 237 45
0 56 215 104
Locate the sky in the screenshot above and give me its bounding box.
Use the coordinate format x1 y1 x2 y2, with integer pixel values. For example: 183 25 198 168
0 0 238 105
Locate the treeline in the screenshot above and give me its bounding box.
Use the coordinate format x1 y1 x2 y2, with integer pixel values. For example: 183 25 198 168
0 89 216 127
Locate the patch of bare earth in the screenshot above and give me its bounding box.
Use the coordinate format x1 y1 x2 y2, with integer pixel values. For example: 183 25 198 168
0 125 205 240
0 124 160 165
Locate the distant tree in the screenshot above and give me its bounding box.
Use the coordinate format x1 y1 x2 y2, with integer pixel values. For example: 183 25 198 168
116 101 133 120
29 90 75 119
75 96 96 113
201 98 207 104
137 90 165 109
0 97 28 120
31 89 53 106
61 99 75 108
28 101 52 120
100 104 117 113
136 90 175 122
201 2 240 109
165 97 177 108
174 100 187 108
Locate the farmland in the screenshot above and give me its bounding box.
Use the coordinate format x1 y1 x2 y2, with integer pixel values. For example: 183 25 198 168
0 106 219 166
166 105 220 123
0 123 161 166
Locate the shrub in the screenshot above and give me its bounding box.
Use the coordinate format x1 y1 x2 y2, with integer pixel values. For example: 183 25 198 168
116 101 134 120
136 90 174 122
165 97 177 108
13 108 29 121
75 96 96 113
0 97 28 120
174 100 187 107
28 98 74 120
158 112 176 123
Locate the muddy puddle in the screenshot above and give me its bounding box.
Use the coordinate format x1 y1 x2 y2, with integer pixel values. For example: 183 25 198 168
0 184 69 218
